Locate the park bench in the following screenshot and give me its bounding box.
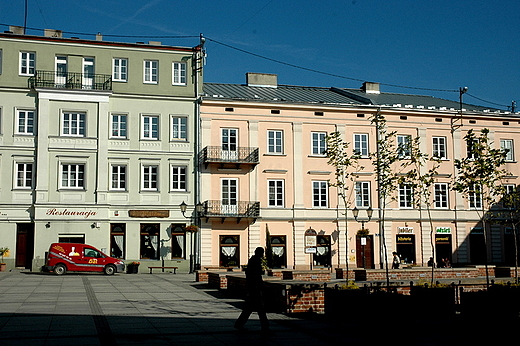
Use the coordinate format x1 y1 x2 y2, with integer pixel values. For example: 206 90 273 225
148 266 178 274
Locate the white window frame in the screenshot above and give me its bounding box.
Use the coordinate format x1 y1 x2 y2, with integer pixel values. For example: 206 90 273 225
172 62 187 85
16 110 35 135
267 130 284 154
171 166 187 191
19 51 35 76
355 181 370 208
434 183 449 209
268 179 284 207
171 116 187 140
111 114 127 139
141 115 159 140
432 136 447 159
15 162 33 189
141 165 158 191
110 164 127 191
60 164 85 189
62 112 86 137
143 60 158 84
399 183 413 208
500 139 514 161
503 184 516 208
312 180 328 208
354 133 369 157
397 135 412 159
113 58 128 82
469 184 483 209
0 48 3 75
311 131 327 156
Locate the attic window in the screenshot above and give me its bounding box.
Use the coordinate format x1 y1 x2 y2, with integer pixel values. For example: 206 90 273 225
314 111 324 116
400 116 408 120
225 108 234 112
503 121 510 126
357 114 365 118
469 120 477 124
271 110 280 114
435 118 442 122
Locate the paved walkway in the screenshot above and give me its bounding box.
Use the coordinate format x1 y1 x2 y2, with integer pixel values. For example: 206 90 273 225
0 271 514 345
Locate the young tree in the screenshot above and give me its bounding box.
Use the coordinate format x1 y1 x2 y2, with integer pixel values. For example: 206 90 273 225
453 128 511 286
398 135 444 285
325 131 363 280
495 185 520 284
370 111 402 286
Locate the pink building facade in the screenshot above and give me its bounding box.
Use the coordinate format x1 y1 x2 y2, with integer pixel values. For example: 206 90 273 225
198 73 520 271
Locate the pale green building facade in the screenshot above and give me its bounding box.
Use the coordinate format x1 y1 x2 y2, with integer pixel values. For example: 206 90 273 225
0 28 203 272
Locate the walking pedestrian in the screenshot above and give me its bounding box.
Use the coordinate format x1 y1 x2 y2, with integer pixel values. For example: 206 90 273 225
234 247 270 332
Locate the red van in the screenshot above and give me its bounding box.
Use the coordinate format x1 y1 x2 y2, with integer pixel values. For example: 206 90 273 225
45 243 125 275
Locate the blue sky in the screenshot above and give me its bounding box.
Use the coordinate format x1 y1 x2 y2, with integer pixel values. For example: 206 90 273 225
2 0 519 110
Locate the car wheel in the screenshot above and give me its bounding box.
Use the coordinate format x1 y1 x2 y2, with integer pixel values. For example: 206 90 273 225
104 264 116 275
54 263 67 275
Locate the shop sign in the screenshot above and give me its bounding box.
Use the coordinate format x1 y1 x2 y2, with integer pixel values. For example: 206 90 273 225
435 235 451 244
46 208 97 219
436 227 451 234
304 227 317 254
398 227 414 234
397 235 414 243
129 210 170 218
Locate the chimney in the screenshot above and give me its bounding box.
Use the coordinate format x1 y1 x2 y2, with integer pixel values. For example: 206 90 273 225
9 26 25 35
361 81 380 94
96 32 103 41
246 73 278 88
44 29 63 38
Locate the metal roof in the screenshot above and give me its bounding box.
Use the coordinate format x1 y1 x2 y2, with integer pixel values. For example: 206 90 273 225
203 82 504 113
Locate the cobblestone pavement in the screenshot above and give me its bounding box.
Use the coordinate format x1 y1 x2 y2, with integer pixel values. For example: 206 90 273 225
0 271 514 345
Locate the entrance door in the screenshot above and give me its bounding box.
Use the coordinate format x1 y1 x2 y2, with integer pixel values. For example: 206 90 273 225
221 178 238 215
16 223 34 269
83 57 95 89
221 128 238 160
435 234 453 267
396 234 416 265
356 235 374 269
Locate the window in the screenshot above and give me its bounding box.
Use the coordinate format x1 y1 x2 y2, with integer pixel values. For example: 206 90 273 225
501 139 514 161
171 166 187 191
16 110 35 134
113 58 128 82
62 112 86 136
221 178 238 214
142 165 158 191
171 225 185 259
20 51 35 76
171 116 187 140
110 224 125 259
432 136 447 159
354 133 369 157
172 62 187 85
140 224 159 260
55 56 67 87
399 183 413 208
267 130 283 154
268 180 284 207
503 184 517 208
144 60 158 83
82 57 95 89
16 163 33 188
397 135 412 159
142 115 159 139
469 184 482 209
61 164 85 189
355 181 370 207
220 235 239 267
434 183 449 208
110 165 126 190
268 236 287 268
312 181 328 207
0 49 3 74
312 132 327 155
466 138 480 159
111 114 127 138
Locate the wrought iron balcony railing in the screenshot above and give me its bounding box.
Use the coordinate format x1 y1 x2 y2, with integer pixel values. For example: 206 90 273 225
200 146 259 168
28 70 112 91
200 200 260 222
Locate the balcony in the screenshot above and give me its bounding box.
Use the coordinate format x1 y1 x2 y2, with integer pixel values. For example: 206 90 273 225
200 146 259 168
28 70 112 91
200 200 260 223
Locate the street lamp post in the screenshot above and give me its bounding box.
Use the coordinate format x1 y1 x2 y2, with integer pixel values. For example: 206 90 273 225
352 206 374 269
180 201 203 274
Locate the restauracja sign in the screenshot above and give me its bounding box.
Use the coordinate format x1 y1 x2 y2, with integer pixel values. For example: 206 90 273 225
46 208 97 219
